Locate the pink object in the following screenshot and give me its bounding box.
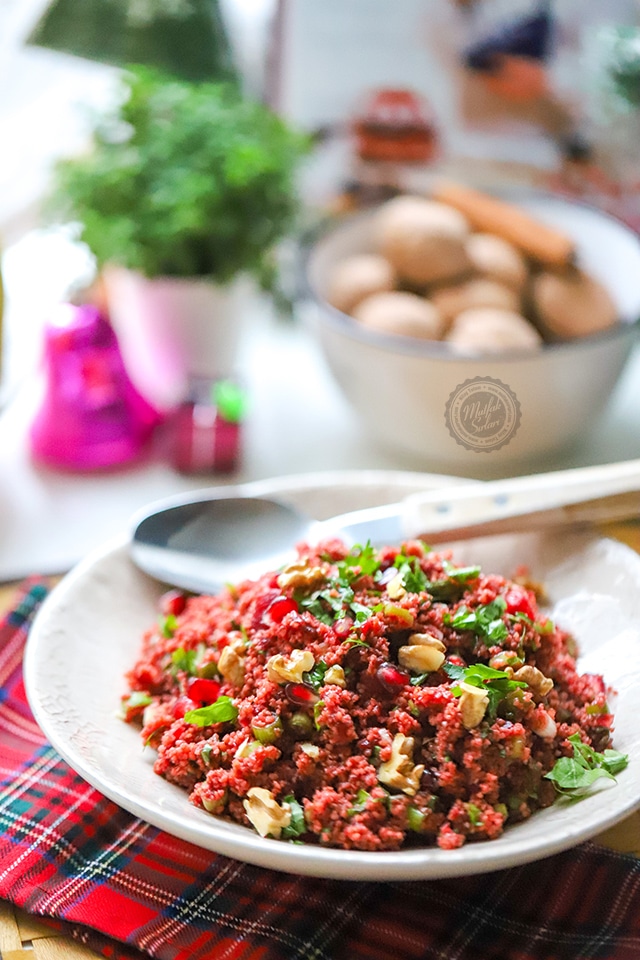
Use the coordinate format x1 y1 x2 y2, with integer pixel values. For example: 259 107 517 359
168 400 242 474
166 377 244 474
30 303 161 470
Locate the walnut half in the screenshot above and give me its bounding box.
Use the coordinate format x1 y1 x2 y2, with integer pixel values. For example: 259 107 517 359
377 732 425 796
458 681 489 729
243 788 292 838
267 649 314 684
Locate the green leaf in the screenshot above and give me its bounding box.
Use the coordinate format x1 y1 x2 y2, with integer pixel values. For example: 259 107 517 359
393 555 428 593
347 789 371 817
171 646 198 675
410 672 431 687
350 601 373 622
447 598 509 643
123 691 153 709
444 661 527 717
442 662 466 683
601 749 630 776
160 614 178 638
442 561 482 583
545 733 629 796
544 757 613 794
337 540 380 584
313 699 325 730
281 795 307 839
342 636 369 648
467 803 483 826
184 695 238 726
46 67 309 283
305 660 329 691
509 611 554 634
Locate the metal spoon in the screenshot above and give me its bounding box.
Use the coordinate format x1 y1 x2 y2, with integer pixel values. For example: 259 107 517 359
130 458 640 594
130 493 407 594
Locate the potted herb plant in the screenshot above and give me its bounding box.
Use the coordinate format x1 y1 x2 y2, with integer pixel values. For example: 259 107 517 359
47 66 308 409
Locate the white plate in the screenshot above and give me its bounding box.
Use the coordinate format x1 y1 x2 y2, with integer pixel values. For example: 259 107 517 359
24 470 640 880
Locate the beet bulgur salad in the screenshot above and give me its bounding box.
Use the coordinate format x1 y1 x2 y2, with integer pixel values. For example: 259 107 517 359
122 538 628 852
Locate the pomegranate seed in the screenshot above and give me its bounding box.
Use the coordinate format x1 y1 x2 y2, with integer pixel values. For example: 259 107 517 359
266 595 298 623
504 587 536 619
376 662 410 692
160 589 187 617
186 677 221 704
173 695 197 719
334 617 354 638
251 590 281 628
447 654 466 667
590 714 614 728
584 673 606 696
284 682 319 707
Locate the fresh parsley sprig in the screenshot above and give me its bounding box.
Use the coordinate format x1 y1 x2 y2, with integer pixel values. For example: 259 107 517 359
545 733 628 797
393 555 428 594
338 542 380 582
297 544 381 625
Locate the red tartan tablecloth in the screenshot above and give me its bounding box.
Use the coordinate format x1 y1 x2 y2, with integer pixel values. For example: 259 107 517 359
3 580 640 960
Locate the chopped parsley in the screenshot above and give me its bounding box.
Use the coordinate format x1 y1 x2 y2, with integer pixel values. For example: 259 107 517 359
410 672 431 687
446 597 509 643
305 660 329 690
298 584 376 625
160 614 178 638
281 795 307 839
509 611 554 635
544 733 628 797
347 788 371 817
424 562 482 601
120 690 152 716
122 690 152 708
392 553 481 599
466 802 483 826
341 636 370 648
171 646 200 676
313 699 325 729
337 541 380 581
184 695 238 727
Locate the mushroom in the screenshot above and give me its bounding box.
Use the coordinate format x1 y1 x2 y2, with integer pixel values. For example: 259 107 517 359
375 195 471 286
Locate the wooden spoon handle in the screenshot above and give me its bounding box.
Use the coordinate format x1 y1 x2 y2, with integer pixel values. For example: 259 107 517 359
402 459 640 543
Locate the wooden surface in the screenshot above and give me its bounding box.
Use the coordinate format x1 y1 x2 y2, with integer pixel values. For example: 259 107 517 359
2 520 640 958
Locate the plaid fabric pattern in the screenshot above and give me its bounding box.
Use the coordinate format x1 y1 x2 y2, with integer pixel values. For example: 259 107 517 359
2 582 640 960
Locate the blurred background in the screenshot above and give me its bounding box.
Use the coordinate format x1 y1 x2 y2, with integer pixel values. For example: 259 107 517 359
1 0 640 580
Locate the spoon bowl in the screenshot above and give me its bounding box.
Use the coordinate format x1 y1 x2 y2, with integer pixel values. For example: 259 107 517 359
132 496 313 595
131 458 640 594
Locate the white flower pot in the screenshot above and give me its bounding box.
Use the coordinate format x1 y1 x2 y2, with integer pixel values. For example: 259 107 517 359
104 267 252 411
